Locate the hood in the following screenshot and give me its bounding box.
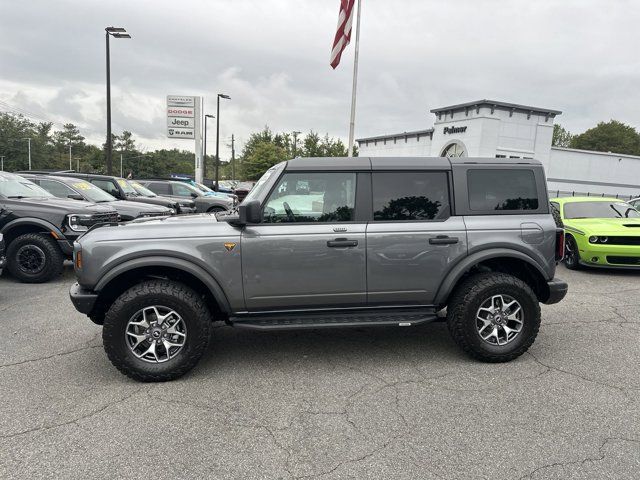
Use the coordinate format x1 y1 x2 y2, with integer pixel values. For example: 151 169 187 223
124 194 175 208
2 196 116 215
566 217 640 235
80 213 242 242
109 200 172 215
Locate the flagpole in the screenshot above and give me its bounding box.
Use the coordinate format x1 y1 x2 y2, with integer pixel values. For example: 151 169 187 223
347 0 361 157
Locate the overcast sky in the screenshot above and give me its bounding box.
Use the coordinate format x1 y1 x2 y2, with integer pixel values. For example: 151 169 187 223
1 0 640 160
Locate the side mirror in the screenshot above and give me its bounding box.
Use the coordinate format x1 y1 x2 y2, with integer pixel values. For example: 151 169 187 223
191 192 198 198
227 200 262 226
67 194 84 201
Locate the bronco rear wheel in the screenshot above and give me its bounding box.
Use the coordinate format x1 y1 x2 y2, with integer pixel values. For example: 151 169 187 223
447 272 540 362
103 279 212 382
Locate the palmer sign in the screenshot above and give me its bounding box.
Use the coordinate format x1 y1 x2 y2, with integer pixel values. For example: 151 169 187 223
443 126 467 134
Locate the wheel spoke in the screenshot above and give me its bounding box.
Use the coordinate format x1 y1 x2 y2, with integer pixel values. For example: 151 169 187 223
126 331 147 349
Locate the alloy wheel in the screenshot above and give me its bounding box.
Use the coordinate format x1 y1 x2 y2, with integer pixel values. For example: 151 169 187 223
475 294 524 346
125 306 187 363
16 245 46 274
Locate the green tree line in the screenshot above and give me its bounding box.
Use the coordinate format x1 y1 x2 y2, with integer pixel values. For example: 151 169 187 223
0 112 352 180
552 120 640 156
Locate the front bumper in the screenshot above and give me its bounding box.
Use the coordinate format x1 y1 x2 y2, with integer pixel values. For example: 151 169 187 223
543 277 568 305
69 282 98 315
578 242 640 268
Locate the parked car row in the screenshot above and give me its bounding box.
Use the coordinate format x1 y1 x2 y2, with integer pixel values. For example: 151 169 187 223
0 170 249 283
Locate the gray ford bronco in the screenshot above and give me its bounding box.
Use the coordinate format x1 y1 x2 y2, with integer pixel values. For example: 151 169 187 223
69 157 567 382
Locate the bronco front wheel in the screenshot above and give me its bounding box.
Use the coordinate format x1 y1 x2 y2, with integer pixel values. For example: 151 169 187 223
103 280 212 382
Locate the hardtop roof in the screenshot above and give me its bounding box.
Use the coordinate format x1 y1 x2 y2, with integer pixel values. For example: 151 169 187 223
285 156 542 171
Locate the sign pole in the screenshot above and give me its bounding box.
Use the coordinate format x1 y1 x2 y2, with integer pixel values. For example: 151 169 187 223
347 0 362 158
194 96 203 183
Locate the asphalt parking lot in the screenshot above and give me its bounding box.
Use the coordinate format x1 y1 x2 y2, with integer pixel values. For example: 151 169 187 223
0 264 638 479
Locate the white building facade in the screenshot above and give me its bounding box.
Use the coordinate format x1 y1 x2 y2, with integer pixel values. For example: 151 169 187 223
357 100 640 199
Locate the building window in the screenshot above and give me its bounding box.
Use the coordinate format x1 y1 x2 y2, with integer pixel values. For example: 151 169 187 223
441 142 466 158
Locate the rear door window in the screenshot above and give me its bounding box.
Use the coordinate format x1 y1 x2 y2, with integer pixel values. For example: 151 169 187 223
146 182 170 195
372 172 450 221
91 179 120 197
468 169 538 211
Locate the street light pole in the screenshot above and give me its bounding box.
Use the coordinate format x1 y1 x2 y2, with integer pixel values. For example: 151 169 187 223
68 144 72 170
231 134 235 180
204 114 215 181
215 93 231 191
27 137 31 170
105 27 131 176
0 156 4 171
292 131 301 157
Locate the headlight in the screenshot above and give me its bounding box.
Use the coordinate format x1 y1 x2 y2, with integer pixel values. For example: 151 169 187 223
169 208 176 215
589 236 598 243
67 214 93 232
589 236 609 244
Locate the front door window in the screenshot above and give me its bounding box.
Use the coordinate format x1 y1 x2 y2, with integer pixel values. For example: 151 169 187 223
263 172 356 223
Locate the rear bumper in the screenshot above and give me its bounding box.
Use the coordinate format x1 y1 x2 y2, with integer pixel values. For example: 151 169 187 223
69 282 98 315
543 277 568 305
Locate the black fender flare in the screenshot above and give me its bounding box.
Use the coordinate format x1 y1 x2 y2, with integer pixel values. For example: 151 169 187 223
433 248 549 306
0 217 65 241
94 256 232 313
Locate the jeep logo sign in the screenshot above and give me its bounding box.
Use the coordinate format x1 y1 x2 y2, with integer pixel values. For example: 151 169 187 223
168 117 194 128
443 126 467 134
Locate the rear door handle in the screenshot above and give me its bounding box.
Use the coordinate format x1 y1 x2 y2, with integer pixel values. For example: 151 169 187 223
327 238 358 248
429 235 459 245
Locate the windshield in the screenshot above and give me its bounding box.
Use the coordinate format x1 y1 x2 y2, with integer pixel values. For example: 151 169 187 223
242 163 283 204
117 178 138 195
564 201 640 219
129 181 157 197
71 181 117 203
0 174 53 198
195 182 214 193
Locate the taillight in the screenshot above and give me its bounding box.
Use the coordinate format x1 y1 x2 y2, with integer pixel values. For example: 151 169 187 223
555 228 565 262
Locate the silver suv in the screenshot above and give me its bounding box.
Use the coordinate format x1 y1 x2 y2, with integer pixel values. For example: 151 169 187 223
69 157 567 382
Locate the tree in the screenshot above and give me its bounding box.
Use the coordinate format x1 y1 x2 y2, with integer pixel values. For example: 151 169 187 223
242 142 289 180
552 124 573 148
570 120 640 156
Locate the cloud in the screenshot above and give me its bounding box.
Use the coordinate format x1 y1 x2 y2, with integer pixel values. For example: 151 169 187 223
1 0 640 161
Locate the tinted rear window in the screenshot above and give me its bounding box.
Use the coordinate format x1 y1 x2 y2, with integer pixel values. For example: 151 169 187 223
468 169 538 211
372 172 450 221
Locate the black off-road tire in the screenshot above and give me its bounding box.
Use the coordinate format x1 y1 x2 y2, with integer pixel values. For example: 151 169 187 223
103 280 212 382
6 233 64 283
447 272 541 363
564 235 581 270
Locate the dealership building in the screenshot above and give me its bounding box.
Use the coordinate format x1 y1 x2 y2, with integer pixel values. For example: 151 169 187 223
357 100 640 199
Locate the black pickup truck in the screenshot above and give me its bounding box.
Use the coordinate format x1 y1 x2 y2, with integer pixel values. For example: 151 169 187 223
0 172 118 283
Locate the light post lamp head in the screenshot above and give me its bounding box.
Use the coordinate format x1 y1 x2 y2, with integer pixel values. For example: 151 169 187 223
218 94 231 100
106 27 131 38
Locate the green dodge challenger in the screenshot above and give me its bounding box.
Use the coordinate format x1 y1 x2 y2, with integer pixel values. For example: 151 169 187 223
550 197 640 269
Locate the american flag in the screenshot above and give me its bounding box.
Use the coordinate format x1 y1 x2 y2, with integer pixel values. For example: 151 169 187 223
330 0 356 69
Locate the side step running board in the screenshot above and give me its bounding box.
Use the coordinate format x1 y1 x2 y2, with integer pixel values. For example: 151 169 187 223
229 308 438 331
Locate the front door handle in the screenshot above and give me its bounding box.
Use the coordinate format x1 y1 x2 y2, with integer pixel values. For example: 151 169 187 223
429 235 459 245
327 238 358 248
